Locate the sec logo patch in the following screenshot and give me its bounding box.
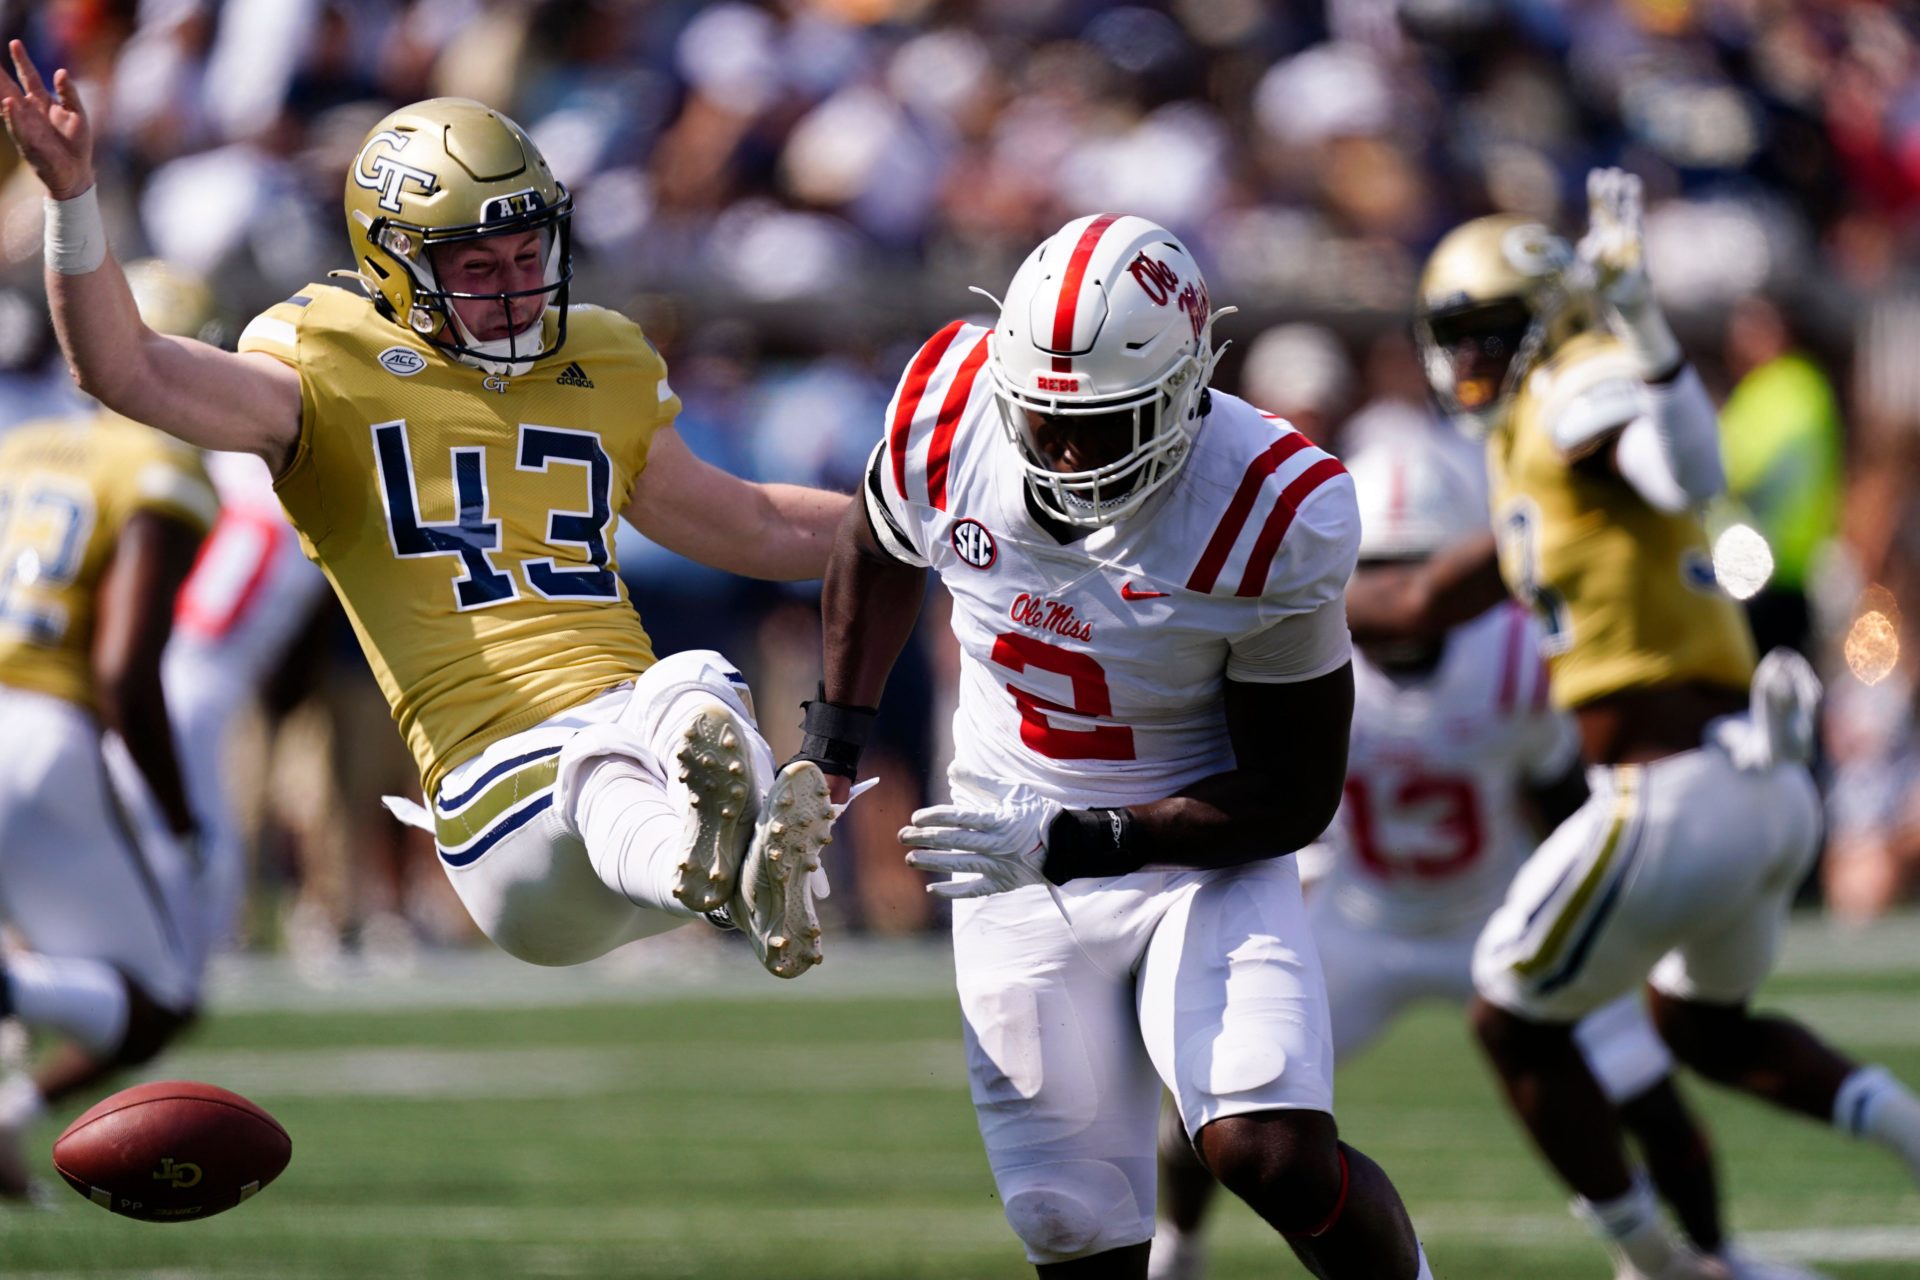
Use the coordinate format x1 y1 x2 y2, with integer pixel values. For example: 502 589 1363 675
951 519 996 569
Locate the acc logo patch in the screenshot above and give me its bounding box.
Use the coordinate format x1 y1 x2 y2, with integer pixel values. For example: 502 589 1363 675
950 518 996 569
378 347 427 377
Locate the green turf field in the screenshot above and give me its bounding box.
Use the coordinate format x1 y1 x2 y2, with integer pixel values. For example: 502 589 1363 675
2 918 1916 1278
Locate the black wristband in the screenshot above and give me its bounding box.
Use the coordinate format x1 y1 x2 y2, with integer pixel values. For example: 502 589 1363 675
1042 806 1141 885
795 684 878 779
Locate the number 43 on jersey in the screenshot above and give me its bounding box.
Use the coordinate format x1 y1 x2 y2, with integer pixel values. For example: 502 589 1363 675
373 421 619 610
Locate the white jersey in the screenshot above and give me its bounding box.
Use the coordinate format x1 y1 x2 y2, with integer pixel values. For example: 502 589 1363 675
867 320 1358 818
1316 602 1580 935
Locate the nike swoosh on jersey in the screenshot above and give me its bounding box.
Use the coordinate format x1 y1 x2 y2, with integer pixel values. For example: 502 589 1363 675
1120 582 1169 600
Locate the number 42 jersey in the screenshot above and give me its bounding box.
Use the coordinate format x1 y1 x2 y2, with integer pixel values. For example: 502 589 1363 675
239 284 677 798
867 320 1360 812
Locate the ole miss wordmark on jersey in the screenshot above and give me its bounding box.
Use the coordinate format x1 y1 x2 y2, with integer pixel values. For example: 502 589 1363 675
868 321 1359 810
1319 603 1581 935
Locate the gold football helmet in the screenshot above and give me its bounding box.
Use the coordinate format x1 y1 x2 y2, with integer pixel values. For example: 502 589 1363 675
1414 214 1590 436
342 98 572 367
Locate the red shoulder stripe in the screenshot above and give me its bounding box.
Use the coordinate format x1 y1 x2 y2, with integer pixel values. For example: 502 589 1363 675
1186 432 1312 593
1051 213 1122 374
890 321 965 499
927 332 992 512
1236 457 1347 598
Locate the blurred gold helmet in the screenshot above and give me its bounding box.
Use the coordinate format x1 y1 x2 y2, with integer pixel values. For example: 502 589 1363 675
1414 214 1587 436
124 258 220 343
343 98 572 367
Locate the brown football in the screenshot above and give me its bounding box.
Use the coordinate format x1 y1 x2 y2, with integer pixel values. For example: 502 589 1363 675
51 1080 291 1222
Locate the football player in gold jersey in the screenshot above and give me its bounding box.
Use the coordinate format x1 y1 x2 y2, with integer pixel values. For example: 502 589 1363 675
2 43 850 983
0 412 216 1200
1349 171 1920 1279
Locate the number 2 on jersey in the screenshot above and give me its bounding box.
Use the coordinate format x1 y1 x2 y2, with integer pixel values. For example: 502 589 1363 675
989 631 1136 761
0 478 94 642
373 421 619 610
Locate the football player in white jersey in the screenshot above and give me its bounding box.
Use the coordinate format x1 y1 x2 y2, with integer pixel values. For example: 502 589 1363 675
2 45 848 990
1150 436 1805 1280
800 213 1433 1278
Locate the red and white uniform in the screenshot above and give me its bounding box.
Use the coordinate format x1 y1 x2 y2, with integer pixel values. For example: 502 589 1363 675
1305 605 1672 1101
868 321 1357 1263
1315 603 1571 938
108 451 328 968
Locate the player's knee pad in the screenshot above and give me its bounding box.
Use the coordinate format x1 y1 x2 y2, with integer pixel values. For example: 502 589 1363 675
997 1159 1143 1262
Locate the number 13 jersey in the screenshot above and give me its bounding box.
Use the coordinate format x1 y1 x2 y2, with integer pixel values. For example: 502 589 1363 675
867 320 1360 812
239 284 676 797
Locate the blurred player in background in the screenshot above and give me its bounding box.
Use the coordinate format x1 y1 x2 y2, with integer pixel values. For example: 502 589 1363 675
2 44 850 984
0 376 215 1201
802 213 1434 1278
1363 169 1920 1279
100 259 334 970
1150 436 1815 1280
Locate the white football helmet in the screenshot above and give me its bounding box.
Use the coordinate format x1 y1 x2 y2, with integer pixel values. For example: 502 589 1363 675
986 213 1231 527
1347 434 1488 561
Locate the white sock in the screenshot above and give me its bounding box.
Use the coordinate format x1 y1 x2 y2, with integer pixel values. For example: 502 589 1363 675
1414 1242 1434 1280
1574 1173 1682 1275
5 953 128 1057
1145 1219 1203 1280
1834 1065 1920 1184
0 1073 46 1131
573 755 698 918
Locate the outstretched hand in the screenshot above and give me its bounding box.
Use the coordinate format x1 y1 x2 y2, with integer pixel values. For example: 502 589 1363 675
0 40 94 200
1576 166 1650 312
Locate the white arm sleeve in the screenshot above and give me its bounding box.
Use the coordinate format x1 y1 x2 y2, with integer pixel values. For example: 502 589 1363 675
1226 596 1353 684
1613 366 1725 513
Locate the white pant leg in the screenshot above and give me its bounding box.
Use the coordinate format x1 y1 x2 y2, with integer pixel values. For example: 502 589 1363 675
1308 892 1476 1061
1574 994 1675 1104
951 877 1170 1265
431 651 769 967
0 688 197 1010
1476 748 1823 1021
1138 859 1336 1133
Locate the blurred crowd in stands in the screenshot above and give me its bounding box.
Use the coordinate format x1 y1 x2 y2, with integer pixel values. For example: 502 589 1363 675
1 0 1918 966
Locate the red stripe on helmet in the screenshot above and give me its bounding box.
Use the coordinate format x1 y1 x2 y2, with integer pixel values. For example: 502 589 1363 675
1186 432 1313 593
890 321 965 500
927 332 992 512
1236 457 1347 598
1050 213 1123 374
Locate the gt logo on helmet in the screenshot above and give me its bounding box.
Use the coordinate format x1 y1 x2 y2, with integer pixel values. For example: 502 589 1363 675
353 130 439 214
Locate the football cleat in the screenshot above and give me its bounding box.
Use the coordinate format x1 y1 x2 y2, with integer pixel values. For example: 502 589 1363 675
729 760 833 979
668 704 759 914
1612 1251 1733 1280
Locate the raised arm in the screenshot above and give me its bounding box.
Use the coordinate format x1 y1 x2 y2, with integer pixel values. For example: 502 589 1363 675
0 42 301 471
621 427 850 581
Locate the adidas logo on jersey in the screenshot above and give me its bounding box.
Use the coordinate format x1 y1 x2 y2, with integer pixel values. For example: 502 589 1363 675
556 362 594 389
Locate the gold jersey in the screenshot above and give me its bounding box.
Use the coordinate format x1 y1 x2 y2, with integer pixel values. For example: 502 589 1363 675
1488 332 1755 710
0 414 217 708
239 285 677 797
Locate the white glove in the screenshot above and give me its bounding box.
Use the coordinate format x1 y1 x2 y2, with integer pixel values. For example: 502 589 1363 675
900 787 1065 900
1709 649 1823 772
1575 167 1680 376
